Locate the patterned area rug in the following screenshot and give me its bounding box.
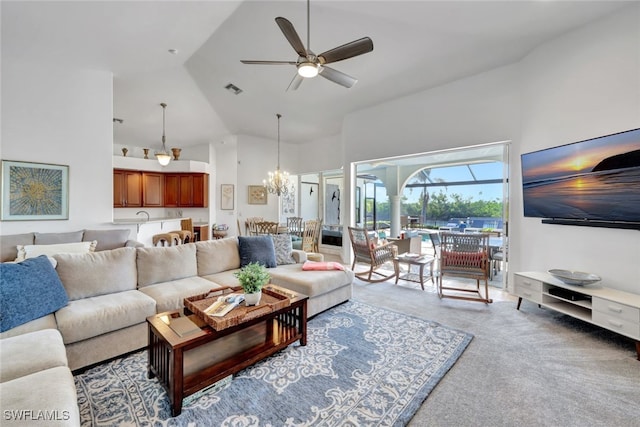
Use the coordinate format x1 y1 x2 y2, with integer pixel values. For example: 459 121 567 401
75 300 472 426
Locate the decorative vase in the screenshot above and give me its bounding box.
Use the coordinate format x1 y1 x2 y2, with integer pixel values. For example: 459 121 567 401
143 148 150 159
121 148 128 157
244 291 262 306
171 148 181 160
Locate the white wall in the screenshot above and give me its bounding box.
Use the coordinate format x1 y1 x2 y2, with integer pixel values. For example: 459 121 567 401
513 4 640 292
0 60 120 235
296 133 344 174
339 4 640 293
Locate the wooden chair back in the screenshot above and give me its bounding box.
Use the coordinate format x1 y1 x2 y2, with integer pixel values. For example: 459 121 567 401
439 232 489 280
255 221 278 235
286 216 304 237
347 226 398 283
302 219 321 252
245 217 264 236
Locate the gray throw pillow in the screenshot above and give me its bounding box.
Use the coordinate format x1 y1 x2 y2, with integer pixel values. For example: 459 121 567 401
271 234 296 265
238 236 277 268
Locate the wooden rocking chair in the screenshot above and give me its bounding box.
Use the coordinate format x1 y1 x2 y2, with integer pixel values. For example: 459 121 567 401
348 227 398 283
437 232 493 303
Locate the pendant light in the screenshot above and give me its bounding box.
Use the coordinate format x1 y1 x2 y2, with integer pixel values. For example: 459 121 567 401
155 103 171 166
263 113 292 197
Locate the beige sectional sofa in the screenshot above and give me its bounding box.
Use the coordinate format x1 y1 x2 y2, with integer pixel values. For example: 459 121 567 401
2 237 353 370
1 233 353 425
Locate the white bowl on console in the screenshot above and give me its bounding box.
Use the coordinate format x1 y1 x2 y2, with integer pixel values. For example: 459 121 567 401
548 269 601 286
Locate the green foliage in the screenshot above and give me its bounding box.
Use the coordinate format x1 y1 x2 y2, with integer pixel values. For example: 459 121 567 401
234 262 270 294
400 190 503 222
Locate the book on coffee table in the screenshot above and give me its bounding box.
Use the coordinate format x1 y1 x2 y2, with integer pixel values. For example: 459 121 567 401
168 316 201 337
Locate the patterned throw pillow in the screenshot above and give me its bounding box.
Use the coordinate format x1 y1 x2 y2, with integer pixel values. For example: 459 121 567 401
271 234 296 265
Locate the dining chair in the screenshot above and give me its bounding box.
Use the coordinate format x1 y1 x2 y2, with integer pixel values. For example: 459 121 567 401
286 217 304 238
245 217 264 236
347 226 398 283
490 237 508 279
437 232 492 303
255 221 278 235
301 219 321 253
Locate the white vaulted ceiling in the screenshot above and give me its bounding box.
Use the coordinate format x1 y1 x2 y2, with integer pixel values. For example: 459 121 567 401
1 1 631 148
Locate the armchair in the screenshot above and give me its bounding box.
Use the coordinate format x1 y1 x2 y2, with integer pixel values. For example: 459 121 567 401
347 227 398 283
438 232 492 303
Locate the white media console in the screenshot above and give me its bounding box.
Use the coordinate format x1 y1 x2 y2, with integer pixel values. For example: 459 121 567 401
514 272 640 360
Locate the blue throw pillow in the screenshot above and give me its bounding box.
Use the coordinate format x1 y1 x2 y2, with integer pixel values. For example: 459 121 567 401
238 236 277 268
0 255 69 332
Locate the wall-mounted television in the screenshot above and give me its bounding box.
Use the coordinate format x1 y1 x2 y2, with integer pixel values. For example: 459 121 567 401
521 128 640 230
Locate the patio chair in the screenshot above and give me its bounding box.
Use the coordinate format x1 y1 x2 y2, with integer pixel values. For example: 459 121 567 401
437 232 492 303
348 226 398 283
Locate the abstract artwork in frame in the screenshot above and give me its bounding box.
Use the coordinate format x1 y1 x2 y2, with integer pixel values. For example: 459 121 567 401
248 185 267 205
1 160 69 221
221 184 234 210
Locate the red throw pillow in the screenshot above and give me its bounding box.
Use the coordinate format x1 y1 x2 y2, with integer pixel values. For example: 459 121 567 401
302 261 345 271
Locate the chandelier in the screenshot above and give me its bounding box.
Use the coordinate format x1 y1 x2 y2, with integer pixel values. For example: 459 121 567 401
155 103 171 166
263 113 293 197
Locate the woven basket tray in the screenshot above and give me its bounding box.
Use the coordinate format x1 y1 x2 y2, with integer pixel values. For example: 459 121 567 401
184 286 291 331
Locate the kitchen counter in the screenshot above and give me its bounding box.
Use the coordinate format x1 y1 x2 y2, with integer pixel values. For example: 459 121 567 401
113 216 189 225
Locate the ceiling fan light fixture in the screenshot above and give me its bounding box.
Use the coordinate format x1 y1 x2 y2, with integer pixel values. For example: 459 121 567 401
297 62 318 78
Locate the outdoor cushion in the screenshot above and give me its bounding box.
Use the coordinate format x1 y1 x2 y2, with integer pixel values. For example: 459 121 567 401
137 243 198 287
54 247 137 300
0 256 69 333
54 290 156 344
238 236 276 268
196 237 241 276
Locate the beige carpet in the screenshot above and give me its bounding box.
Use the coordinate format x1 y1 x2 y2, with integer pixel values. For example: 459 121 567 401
351 276 640 427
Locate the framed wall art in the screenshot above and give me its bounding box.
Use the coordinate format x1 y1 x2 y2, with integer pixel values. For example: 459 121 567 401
221 184 234 210
248 185 267 205
1 160 69 221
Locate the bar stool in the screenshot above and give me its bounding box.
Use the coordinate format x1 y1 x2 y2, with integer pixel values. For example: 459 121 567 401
170 230 192 244
152 233 180 247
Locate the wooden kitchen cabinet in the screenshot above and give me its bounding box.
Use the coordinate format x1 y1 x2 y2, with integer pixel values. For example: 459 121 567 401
113 169 142 208
142 172 164 207
164 173 208 207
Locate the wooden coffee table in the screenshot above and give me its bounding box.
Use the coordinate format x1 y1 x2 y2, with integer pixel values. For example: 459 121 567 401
146 285 308 416
394 253 435 290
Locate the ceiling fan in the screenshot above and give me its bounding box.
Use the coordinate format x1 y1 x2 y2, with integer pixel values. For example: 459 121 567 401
241 0 373 90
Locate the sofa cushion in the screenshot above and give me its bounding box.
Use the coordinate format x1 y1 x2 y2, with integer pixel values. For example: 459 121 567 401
15 240 97 261
0 232 34 262
0 313 57 340
196 237 241 276
0 329 68 383
238 236 276 268
137 244 198 288
83 229 131 251
34 230 84 245
201 269 242 288
54 247 137 300
268 264 354 298
271 234 296 265
0 256 69 333
54 290 156 344
138 276 225 313
0 366 81 426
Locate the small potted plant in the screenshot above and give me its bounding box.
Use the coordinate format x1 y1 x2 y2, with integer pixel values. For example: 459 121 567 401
234 262 271 306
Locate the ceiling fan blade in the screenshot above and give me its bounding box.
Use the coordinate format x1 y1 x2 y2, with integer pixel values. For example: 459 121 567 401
318 66 358 88
318 37 374 64
275 17 307 57
241 60 297 65
286 73 304 91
